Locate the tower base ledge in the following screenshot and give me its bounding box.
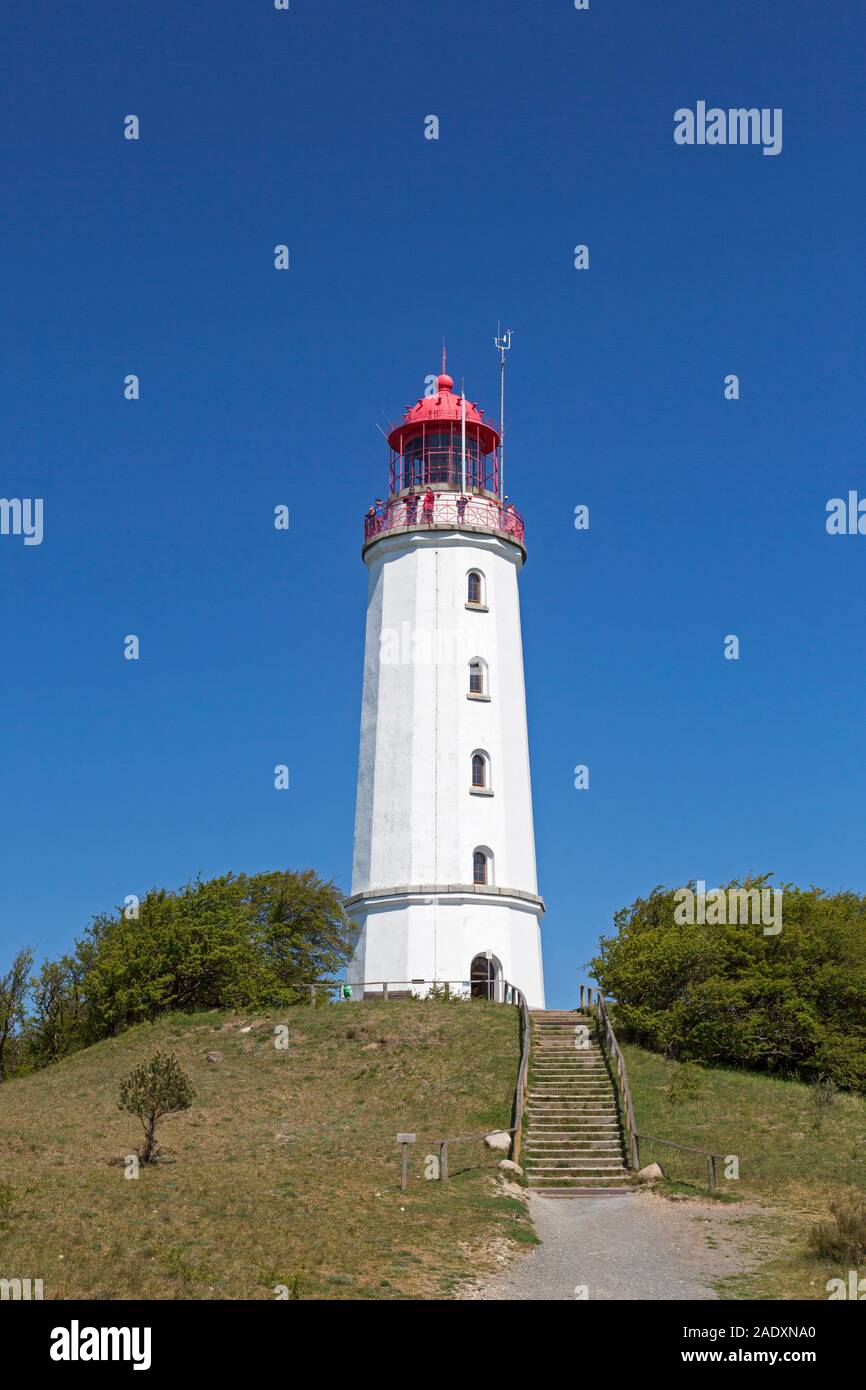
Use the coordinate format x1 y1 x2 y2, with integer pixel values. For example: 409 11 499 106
346 884 546 1007
346 883 544 914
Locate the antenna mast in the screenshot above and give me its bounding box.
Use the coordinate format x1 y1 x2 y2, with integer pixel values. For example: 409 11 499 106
494 325 513 502
460 377 467 495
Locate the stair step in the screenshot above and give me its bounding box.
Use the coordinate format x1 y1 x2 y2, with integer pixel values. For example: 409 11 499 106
528 1125 619 1131
526 1141 623 1148
525 1156 625 1167
528 1174 628 1183
526 1141 623 1147
525 1117 619 1128
533 1189 632 1199
528 1105 617 1111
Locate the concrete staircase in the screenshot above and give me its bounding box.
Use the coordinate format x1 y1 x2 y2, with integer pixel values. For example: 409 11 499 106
523 1010 631 1198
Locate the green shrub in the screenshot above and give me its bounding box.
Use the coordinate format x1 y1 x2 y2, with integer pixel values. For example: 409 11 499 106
118 1050 195 1163
667 1061 704 1105
808 1198 866 1265
592 879 866 1092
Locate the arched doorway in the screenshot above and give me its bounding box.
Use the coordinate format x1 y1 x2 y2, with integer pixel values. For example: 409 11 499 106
470 952 502 1001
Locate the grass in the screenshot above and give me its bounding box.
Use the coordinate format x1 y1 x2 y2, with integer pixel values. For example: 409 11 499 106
621 1042 866 1299
0 999 533 1300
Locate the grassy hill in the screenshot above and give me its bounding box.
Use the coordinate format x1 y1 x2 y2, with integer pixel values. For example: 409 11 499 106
623 1042 866 1298
0 999 532 1300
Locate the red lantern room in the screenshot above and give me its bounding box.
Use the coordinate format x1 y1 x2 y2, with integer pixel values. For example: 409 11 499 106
363 358 524 552
387 369 500 496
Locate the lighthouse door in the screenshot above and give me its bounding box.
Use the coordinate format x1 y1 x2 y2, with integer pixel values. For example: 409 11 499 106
470 952 501 1002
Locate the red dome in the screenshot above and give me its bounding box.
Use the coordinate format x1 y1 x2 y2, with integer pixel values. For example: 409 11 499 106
388 370 500 453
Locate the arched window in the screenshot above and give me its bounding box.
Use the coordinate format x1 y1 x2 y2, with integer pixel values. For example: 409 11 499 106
467 570 484 606
472 753 487 788
473 850 488 884
468 657 488 697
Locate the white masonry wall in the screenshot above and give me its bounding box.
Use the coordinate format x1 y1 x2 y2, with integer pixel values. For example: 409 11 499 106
349 526 545 1006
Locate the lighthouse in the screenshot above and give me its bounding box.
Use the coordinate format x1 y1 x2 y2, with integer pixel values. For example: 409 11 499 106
347 357 545 1008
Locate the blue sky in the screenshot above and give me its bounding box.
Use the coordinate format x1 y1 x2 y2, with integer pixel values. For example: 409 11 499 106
2 1 865 1009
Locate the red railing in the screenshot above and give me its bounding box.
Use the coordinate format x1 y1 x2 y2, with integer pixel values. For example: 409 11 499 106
364 493 525 546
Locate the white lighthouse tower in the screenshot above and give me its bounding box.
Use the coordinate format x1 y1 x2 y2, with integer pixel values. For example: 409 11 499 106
347 355 545 1007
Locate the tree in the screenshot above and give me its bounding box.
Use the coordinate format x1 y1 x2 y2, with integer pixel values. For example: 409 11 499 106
29 956 87 1065
0 949 33 1081
591 879 866 1092
118 1050 195 1163
22 868 354 1067
79 869 354 1038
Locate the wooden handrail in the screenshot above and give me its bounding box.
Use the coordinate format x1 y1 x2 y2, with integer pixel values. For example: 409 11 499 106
579 982 727 1192
391 978 529 1186
631 1133 726 1193
509 985 530 1165
302 978 514 1003
578 982 639 1170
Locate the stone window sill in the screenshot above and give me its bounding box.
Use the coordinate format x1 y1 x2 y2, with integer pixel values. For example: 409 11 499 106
467 692 491 702
470 787 494 796
465 602 489 612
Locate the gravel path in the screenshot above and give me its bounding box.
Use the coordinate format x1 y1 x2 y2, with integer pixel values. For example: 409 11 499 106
468 1191 753 1301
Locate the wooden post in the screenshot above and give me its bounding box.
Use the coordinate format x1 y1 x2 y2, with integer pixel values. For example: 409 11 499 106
396 1133 416 1191
707 1154 716 1194
439 1140 449 1181
310 984 316 1007
382 982 389 1001
634 1135 640 1171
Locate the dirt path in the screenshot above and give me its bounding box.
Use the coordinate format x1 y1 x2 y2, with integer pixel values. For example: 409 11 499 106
466 1191 762 1301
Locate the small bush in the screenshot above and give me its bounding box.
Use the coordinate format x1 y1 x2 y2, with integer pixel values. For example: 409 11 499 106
810 1075 838 1133
808 1198 866 1265
413 984 467 1004
118 1050 195 1163
667 1061 704 1105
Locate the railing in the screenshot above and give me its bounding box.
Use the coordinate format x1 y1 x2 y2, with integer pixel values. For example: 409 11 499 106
510 985 531 1165
300 977 521 1005
327 977 514 1002
579 983 640 1170
300 978 476 1003
579 983 728 1192
631 1134 727 1194
364 492 524 546
384 978 530 1186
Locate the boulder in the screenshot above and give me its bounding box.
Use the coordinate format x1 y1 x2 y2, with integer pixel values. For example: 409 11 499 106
484 1131 512 1153
636 1162 664 1183
498 1159 523 1176
206 1051 222 1064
